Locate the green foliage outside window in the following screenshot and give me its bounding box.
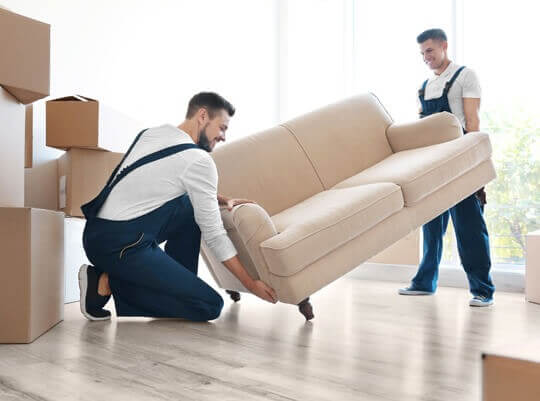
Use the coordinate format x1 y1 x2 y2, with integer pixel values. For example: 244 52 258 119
442 104 540 265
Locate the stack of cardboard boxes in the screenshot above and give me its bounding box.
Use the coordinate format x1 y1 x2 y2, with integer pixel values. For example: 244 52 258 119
0 8 64 344
1 8 142 343
46 95 141 303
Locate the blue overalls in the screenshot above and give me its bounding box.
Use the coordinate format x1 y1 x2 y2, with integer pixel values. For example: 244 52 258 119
413 66 495 298
81 130 224 321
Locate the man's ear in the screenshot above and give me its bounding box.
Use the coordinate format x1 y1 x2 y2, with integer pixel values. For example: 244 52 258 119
197 107 208 125
442 40 448 51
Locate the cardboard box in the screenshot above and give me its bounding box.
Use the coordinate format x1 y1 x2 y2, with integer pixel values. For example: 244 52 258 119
46 95 143 151
25 104 33 167
526 230 540 304
26 99 64 166
25 159 58 211
0 8 50 104
0 207 64 343
58 148 124 217
483 340 540 401
369 229 420 265
64 217 90 303
0 86 24 207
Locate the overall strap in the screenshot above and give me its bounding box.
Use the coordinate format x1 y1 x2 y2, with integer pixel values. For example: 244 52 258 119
108 143 201 191
443 66 466 94
104 129 148 188
418 79 429 99
81 139 199 220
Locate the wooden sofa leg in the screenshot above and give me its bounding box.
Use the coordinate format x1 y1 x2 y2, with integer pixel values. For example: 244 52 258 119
226 290 241 302
298 297 314 321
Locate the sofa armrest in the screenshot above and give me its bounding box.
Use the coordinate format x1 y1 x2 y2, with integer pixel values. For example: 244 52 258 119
386 112 463 153
228 203 278 283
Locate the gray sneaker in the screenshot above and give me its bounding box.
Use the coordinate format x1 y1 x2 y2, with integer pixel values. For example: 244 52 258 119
398 286 434 295
469 295 493 307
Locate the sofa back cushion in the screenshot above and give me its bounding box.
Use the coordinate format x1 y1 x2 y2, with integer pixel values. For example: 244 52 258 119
212 126 324 216
281 93 394 189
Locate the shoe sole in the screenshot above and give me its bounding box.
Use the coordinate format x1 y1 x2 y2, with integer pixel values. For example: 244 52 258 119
469 300 493 307
398 289 434 296
78 264 111 321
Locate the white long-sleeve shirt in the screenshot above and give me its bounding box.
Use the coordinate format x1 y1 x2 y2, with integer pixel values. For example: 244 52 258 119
97 124 237 262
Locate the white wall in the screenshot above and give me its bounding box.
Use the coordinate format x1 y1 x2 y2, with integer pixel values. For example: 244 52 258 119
3 0 279 158
278 0 350 120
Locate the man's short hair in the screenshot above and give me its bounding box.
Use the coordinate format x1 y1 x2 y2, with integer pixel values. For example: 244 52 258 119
186 92 235 119
417 28 447 44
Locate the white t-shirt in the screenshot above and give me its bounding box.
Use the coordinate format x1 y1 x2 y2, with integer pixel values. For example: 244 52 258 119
98 124 237 262
419 61 482 128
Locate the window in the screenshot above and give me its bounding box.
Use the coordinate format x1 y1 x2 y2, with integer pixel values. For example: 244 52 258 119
443 0 540 266
282 0 539 267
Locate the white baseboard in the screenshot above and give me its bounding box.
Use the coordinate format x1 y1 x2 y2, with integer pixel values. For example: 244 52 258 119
348 263 525 293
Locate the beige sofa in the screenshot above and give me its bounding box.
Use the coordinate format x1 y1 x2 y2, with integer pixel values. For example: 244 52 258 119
201 93 496 318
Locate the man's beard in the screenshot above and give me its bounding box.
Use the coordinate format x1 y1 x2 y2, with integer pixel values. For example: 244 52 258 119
197 126 212 152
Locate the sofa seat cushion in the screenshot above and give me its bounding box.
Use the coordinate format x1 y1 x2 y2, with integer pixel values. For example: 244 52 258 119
260 183 403 277
333 132 492 206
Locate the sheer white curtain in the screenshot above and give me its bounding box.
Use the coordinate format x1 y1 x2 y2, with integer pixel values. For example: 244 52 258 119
279 0 452 122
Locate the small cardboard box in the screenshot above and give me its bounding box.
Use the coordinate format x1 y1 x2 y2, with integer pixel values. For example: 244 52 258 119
46 95 143 151
25 99 64 166
482 340 540 401
0 86 25 207
0 8 50 104
25 159 58 211
369 229 420 265
58 148 124 217
0 207 64 344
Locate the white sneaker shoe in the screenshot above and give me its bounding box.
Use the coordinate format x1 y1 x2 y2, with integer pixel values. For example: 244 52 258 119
398 286 434 295
469 295 493 307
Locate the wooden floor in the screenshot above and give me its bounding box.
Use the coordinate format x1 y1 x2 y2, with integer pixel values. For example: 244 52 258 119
1 276 539 401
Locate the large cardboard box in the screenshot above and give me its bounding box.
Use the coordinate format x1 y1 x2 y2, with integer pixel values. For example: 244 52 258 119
25 159 58 211
64 217 90 303
0 86 24 206
58 148 124 217
0 207 64 344
526 230 540 304
46 95 143 151
0 8 50 104
482 339 540 401
369 229 420 265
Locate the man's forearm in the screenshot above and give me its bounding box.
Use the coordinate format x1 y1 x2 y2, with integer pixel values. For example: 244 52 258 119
465 118 480 132
222 255 255 290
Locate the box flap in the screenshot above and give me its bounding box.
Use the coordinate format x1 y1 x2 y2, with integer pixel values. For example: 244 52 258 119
48 95 97 103
0 7 49 26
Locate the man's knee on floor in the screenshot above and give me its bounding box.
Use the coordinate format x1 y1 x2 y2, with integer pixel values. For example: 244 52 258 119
206 294 224 321
189 293 224 321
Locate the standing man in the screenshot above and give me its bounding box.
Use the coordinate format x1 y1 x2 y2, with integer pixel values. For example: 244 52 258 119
398 29 495 306
79 92 277 321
